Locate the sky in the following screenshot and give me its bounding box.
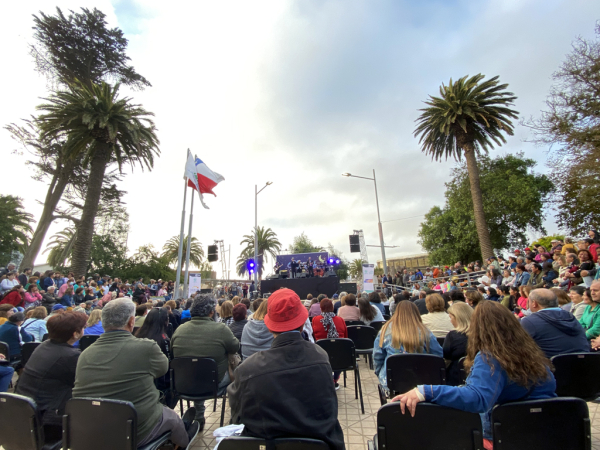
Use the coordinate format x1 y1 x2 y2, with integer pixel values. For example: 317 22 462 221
1 0 598 277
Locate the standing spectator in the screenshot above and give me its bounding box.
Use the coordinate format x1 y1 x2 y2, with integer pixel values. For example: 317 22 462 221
421 293 454 338
0 312 34 359
337 294 361 321
444 302 473 386
241 300 273 359
580 282 600 339
21 306 49 342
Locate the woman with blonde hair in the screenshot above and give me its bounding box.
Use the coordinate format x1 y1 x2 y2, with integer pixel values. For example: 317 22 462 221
21 306 49 342
219 300 234 325
373 301 443 390
420 293 454 338
443 302 473 386
240 300 273 359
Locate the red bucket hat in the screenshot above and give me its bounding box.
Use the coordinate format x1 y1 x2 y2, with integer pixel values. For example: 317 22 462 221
264 288 308 332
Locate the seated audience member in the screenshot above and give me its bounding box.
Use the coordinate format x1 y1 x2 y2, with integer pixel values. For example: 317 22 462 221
135 304 149 327
73 299 197 448
568 286 587 320
228 289 345 450
136 307 171 391
521 288 589 358
374 301 443 390
332 293 345 314
337 294 361 321
229 303 248 343
0 284 24 308
165 300 181 327
241 300 272 359
74 309 105 348
553 287 572 311
369 292 385 314
309 294 324 318
357 297 384 326
465 289 485 309
21 306 49 342
24 284 43 308
172 295 239 429
181 298 193 320
0 312 34 359
413 291 429 315
443 302 473 386
580 281 600 340
0 354 14 392
219 300 234 325
16 311 87 436
0 304 14 325
393 301 556 449
420 293 455 338
312 298 347 388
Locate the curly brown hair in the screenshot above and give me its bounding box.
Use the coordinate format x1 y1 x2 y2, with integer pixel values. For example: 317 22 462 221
464 301 551 387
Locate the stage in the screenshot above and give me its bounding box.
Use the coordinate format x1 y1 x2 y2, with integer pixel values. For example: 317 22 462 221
261 276 340 299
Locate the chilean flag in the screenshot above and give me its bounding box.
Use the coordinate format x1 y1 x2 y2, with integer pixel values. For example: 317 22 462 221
184 150 224 209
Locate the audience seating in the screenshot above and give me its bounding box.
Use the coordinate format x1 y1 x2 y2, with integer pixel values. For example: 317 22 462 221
180 317 191 325
316 338 364 414
78 335 100 352
0 392 62 450
368 402 483 450
42 334 49 342
346 326 377 370
62 397 171 450
344 320 365 326
132 327 140 335
551 352 600 400
382 354 446 402
457 356 467 385
491 397 590 450
169 357 227 427
370 321 384 332
219 436 329 450
382 314 391 321
21 342 41 367
383 305 390 316
436 337 445 347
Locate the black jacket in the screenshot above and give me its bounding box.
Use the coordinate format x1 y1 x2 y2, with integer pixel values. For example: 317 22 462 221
229 319 247 343
228 332 345 450
414 298 428 315
443 330 468 386
15 340 80 426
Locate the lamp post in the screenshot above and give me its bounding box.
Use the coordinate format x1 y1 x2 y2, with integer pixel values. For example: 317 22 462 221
255 181 273 285
342 170 388 276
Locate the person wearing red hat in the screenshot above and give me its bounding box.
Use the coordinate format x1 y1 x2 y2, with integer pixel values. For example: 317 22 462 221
228 289 345 450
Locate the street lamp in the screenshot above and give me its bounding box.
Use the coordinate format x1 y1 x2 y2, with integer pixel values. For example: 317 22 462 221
342 170 388 276
255 181 273 285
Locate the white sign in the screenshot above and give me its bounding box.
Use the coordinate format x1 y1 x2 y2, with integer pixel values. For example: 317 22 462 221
362 264 375 293
187 273 202 297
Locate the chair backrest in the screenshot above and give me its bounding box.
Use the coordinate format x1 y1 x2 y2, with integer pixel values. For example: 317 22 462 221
170 357 219 398
0 393 44 450
132 327 140 335
382 314 391 321
492 397 590 450
180 317 191 325
371 321 384 332
63 398 137 450
21 342 41 367
346 326 377 351
0 341 9 359
316 338 357 371
344 320 365 326
79 335 100 351
386 354 446 396
42 334 49 342
457 356 467 385
384 305 390 316
219 437 329 450
436 336 445 347
376 402 483 450
551 352 600 400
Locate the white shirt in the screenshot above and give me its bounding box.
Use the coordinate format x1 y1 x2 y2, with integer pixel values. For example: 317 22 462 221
0 278 18 294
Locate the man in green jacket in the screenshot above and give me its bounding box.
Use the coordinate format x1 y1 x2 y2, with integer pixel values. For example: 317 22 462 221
172 295 239 430
73 298 199 448
527 263 544 289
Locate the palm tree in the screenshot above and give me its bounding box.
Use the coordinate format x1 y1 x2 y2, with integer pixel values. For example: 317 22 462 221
43 227 77 268
238 226 281 279
161 235 204 268
348 259 364 280
414 75 518 260
37 81 159 276
0 195 34 263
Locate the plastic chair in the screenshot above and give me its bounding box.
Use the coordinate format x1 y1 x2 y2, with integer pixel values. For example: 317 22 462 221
42 334 49 342
384 305 390 316
20 342 41 367
491 397 590 450
382 314 391 321
169 357 227 427
344 320 365 327
219 437 329 450
370 321 384 332
62 397 171 450
457 356 467 385
0 392 62 450
346 325 377 369
436 336 445 347
384 354 446 400
368 402 483 450
551 352 600 400
0 341 9 359
316 338 364 413
79 335 100 352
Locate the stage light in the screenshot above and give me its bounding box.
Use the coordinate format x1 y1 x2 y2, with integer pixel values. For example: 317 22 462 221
328 258 334 264
336 259 340 264
246 259 256 273
249 262 255 268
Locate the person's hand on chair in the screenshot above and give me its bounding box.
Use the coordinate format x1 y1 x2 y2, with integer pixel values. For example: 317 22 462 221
391 388 423 417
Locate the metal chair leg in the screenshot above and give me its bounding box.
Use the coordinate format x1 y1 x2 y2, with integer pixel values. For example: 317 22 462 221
213 396 217 412
179 399 183 415
220 395 226 427
354 370 358 399
187 400 190 409
356 368 365 414
343 371 347 387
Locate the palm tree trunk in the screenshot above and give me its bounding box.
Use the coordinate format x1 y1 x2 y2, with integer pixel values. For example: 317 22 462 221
463 144 494 260
70 144 111 277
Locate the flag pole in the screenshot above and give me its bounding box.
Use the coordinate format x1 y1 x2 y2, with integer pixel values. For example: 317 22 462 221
183 189 195 298
174 178 188 300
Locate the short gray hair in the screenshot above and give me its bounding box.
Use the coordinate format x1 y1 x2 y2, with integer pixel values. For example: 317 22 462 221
191 294 216 317
529 288 558 309
102 298 135 330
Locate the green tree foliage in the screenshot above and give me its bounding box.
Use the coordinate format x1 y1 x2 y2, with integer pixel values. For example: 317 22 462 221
118 245 175 282
524 23 600 234
238 226 282 279
348 259 364 280
288 232 325 254
531 235 565 252
161 235 204 268
415 74 519 260
418 153 554 265
0 195 35 266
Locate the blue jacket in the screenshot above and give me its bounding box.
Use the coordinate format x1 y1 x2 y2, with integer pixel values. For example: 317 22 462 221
181 309 191 319
0 322 34 357
73 322 105 348
374 328 443 389
42 277 55 291
516 272 530 286
420 352 556 439
60 294 73 307
521 308 590 358
371 302 385 315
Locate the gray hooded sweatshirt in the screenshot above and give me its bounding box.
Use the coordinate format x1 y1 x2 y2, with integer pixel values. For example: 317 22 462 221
241 319 274 359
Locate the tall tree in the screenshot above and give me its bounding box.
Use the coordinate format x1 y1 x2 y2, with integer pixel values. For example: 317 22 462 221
348 259 364 280
0 195 35 267
37 81 159 277
288 232 325 254
161 235 204 268
238 226 282 279
415 74 518 260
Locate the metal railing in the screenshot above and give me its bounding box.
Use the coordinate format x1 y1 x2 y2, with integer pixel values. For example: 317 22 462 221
377 270 488 292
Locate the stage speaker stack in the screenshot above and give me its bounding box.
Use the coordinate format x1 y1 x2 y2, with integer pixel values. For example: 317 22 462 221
207 245 219 262
280 270 289 279
297 273 307 278
349 235 361 253
326 270 337 277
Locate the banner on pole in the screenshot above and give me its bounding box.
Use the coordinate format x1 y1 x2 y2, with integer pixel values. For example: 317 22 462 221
188 273 202 297
362 264 375 293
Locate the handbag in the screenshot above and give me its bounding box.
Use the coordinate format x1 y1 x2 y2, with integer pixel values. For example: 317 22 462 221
228 353 242 381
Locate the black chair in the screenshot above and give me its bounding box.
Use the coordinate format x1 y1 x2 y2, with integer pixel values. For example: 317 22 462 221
219 437 329 450
491 397 590 450
384 305 390 316
551 352 600 400
62 397 171 450
382 314 391 321
436 336 445 347
384 354 446 401
344 320 365 326
180 317 191 325
370 321 384 332
347 325 377 369
457 356 467 385
79 335 100 352
169 357 227 426
42 334 49 342
0 392 62 450
166 322 174 338
21 342 41 367
0 340 20 369
316 338 364 414
132 327 140 335
368 402 483 450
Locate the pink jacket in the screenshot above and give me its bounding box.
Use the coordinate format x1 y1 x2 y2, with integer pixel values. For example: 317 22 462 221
24 292 42 305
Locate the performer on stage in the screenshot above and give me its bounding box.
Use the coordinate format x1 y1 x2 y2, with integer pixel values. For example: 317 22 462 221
274 263 282 274
307 257 314 277
289 258 297 279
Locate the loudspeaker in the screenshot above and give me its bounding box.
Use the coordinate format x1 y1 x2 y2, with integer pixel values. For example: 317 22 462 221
207 245 218 262
349 235 360 253
326 270 337 277
339 282 358 294
297 273 307 278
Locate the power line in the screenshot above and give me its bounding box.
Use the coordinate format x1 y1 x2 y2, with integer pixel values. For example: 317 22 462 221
381 214 426 224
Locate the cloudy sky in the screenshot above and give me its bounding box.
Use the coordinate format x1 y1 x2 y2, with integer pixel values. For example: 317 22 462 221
1 0 598 276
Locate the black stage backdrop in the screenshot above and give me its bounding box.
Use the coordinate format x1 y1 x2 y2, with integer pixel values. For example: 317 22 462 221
261 276 339 299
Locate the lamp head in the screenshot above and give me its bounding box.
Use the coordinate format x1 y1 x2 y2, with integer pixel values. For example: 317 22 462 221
342 173 351 177
266 181 273 186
